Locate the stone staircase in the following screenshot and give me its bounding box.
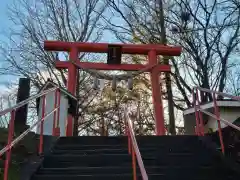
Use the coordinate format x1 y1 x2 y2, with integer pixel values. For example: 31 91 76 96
30 135 240 180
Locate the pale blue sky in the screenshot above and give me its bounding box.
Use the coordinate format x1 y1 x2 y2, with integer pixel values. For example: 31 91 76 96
0 0 10 28
0 0 120 92
0 0 14 91
0 0 11 44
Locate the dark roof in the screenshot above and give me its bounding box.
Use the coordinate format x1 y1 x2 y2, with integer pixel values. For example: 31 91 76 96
36 79 78 116
39 79 77 100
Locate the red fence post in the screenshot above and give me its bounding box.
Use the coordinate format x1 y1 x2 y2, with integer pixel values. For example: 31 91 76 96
132 146 137 180
193 90 200 135
4 110 15 180
52 90 58 136
128 134 132 155
196 89 205 136
212 93 225 154
124 111 131 155
55 89 61 136
39 95 46 155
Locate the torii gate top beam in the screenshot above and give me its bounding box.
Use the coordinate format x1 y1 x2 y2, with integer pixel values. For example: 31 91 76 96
44 41 182 56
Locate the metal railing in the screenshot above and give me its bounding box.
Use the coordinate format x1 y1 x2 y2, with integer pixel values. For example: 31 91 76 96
124 107 148 180
0 87 62 180
193 87 240 154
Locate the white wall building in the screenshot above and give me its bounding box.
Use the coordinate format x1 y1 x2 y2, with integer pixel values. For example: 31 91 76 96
183 100 240 134
36 80 77 136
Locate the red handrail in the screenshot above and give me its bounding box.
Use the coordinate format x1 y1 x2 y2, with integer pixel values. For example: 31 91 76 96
124 107 148 180
0 88 61 180
193 87 240 154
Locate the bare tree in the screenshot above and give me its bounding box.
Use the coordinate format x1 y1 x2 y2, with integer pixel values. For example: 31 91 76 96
226 62 240 96
168 0 240 103
0 0 169 136
105 0 240 109
0 0 110 135
0 0 107 89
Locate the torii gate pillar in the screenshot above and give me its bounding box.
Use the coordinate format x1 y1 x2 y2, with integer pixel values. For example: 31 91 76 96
148 50 165 134
44 41 182 136
66 47 78 136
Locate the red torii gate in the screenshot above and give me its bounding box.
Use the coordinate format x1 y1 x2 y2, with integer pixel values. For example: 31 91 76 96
44 41 182 136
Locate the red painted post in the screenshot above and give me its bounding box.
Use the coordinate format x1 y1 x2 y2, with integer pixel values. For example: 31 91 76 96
196 89 205 136
55 89 61 136
52 90 58 136
132 146 137 180
39 95 46 154
128 135 131 154
66 47 78 136
164 127 167 135
127 125 132 155
212 93 225 154
4 110 15 180
148 50 165 135
124 113 131 154
193 90 200 135
195 126 198 135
